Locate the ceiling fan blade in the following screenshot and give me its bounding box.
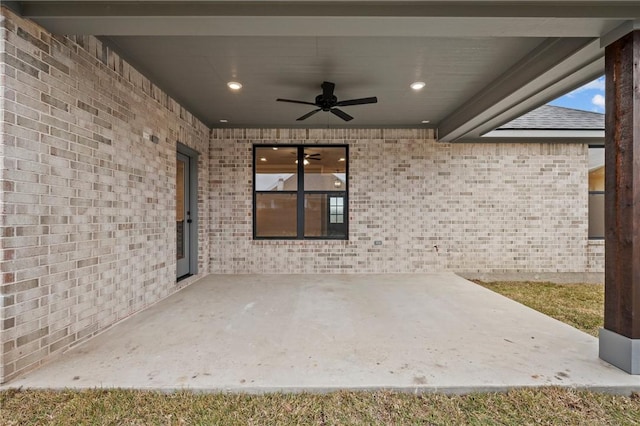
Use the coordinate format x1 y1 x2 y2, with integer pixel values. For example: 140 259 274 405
336 96 378 107
296 152 322 159
277 98 318 106
296 109 321 121
321 81 335 99
330 108 354 121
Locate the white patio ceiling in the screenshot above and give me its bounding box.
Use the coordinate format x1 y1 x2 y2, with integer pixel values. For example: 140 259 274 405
11 1 640 141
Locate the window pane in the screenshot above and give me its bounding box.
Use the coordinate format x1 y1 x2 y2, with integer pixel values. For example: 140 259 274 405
589 147 604 191
588 147 604 239
176 159 185 259
304 147 347 191
256 193 297 237
305 194 346 238
255 147 298 191
177 220 185 258
589 192 605 239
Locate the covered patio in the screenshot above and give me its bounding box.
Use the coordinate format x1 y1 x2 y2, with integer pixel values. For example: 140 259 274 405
1 1 640 385
5 274 639 393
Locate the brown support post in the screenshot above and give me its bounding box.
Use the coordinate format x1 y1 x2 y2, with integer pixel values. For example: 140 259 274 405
600 30 640 374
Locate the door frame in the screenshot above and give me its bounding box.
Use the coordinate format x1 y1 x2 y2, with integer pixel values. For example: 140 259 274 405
177 142 199 279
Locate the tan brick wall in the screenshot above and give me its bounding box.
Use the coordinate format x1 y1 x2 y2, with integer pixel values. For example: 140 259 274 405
0 8 210 383
210 129 590 274
587 240 605 272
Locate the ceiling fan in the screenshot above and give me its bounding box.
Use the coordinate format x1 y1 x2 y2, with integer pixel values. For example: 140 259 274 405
277 81 378 122
291 152 321 162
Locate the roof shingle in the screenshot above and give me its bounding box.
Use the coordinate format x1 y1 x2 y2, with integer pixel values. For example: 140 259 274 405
498 105 604 130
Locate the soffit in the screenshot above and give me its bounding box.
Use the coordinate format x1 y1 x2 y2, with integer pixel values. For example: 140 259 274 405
103 35 544 129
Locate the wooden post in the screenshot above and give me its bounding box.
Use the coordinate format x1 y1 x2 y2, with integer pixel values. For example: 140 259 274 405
600 30 640 374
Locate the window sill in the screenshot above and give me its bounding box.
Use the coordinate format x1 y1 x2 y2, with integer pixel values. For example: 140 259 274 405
252 239 350 245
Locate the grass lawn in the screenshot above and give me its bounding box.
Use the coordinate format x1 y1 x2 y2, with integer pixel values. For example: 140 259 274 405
1 387 639 425
3 281 638 425
472 281 604 337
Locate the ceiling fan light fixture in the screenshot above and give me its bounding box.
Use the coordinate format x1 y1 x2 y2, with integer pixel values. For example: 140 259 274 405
227 81 242 90
410 81 426 91
294 159 310 165
334 170 343 188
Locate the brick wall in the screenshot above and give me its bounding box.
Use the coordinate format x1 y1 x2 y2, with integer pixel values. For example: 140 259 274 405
0 8 210 383
210 129 590 274
587 240 605 272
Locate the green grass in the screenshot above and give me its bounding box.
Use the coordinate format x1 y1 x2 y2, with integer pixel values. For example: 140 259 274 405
2 281 633 425
473 281 604 337
1 388 639 425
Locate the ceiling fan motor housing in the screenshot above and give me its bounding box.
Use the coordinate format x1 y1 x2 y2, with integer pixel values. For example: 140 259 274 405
316 94 338 110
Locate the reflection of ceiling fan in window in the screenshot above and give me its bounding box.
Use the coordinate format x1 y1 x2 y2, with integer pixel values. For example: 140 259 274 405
292 152 321 164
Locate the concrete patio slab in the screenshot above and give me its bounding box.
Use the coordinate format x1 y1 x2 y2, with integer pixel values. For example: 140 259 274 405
3 274 639 394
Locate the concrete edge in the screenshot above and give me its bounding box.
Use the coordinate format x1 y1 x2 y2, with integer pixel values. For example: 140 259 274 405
599 328 640 375
2 384 638 396
458 272 604 284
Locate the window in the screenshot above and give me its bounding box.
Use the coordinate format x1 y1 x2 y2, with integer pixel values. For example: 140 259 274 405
254 145 348 239
329 197 344 224
588 146 604 239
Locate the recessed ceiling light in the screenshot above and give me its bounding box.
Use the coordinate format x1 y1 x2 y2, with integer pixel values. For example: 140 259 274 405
272 147 278 150
219 119 228 123
260 157 267 162
421 120 430 124
227 81 242 90
410 81 426 91
338 157 345 162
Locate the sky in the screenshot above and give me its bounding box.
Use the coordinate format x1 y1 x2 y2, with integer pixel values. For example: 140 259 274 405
547 76 605 113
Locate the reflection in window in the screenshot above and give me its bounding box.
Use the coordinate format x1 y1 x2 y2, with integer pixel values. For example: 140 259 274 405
254 145 348 239
304 194 346 238
176 159 185 259
330 197 344 224
304 147 347 191
255 193 297 237
255 147 297 191
589 147 604 239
